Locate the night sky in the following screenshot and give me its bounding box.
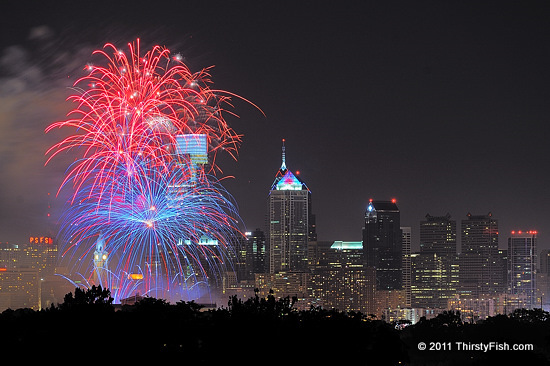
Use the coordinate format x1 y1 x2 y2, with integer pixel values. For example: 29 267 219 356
1 1 549 252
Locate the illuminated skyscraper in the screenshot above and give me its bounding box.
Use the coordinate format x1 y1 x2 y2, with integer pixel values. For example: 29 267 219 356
167 133 208 205
538 249 550 307
459 212 504 297
541 249 550 274
322 241 376 314
268 140 314 273
236 229 267 281
362 199 402 290
401 227 412 307
420 214 457 257
508 230 537 308
0 238 58 311
246 229 267 276
412 214 459 308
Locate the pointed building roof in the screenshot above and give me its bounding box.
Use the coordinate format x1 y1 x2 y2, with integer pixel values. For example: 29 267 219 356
270 139 309 192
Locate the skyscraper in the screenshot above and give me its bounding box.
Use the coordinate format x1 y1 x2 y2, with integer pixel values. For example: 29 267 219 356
0 238 59 311
401 227 412 307
412 214 459 308
268 140 314 273
420 214 457 257
538 249 550 307
541 249 550 274
362 199 402 290
459 212 503 298
508 230 537 308
244 229 267 279
319 241 376 314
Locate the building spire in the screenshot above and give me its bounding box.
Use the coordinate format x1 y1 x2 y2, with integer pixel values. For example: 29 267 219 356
281 138 287 171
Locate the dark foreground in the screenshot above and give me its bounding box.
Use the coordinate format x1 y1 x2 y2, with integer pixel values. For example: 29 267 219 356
1 287 549 365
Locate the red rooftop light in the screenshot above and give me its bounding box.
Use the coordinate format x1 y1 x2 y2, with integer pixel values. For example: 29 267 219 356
511 230 538 235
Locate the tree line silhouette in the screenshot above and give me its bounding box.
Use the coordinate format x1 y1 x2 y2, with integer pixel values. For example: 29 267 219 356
1 286 549 365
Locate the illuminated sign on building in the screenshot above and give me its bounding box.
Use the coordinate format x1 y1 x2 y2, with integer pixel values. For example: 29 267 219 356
29 237 53 245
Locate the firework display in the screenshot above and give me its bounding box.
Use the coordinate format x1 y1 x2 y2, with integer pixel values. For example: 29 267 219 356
46 39 248 302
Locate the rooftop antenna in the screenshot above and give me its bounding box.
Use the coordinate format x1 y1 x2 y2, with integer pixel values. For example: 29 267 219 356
281 138 287 171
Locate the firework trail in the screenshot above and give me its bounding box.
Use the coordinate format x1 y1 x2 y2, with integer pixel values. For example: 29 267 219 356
46 39 258 302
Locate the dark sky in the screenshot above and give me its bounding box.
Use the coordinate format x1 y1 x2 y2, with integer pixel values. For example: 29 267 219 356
1 0 549 252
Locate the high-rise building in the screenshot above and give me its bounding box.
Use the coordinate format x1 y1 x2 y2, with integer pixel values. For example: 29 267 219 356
255 272 312 310
331 241 375 314
401 227 412 307
308 241 376 314
362 199 402 290
540 249 550 274
420 214 457 257
0 238 58 311
508 230 537 308
411 252 459 309
167 134 209 205
268 140 314 273
412 214 459 309
459 212 503 298
242 229 266 280
538 249 550 307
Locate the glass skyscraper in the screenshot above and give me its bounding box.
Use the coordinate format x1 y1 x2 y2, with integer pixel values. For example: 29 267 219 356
412 214 459 308
362 199 402 290
268 140 314 273
459 212 504 297
508 230 537 308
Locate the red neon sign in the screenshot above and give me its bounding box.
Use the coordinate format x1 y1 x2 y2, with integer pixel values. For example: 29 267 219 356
29 237 53 244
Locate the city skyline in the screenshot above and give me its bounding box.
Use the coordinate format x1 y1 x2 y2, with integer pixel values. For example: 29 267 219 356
0 1 548 252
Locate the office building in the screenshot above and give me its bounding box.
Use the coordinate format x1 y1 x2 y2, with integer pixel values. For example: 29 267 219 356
411 252 459 309
0 237 58 311
508 230 537 308
538 249 550 307
255 271 312 310
239 229 266 281
459 212 503 297
420 214 457 257
412 214 459 308
401 227 412 307
362 199 402 290
268 140 314 273
541 249 550 274
310 241 376 314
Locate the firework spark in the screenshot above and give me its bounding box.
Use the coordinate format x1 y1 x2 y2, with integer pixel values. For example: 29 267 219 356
46 39 256 302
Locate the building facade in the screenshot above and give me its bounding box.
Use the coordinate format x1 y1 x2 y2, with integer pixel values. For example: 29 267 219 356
459 213 503 297
311 241 376 315
362 199 402 290
508 231 537 308
0 238 58 311
420 214 457 257
538 249 550 308
413 214 459 308
268 140 314 273
401 227 412 307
